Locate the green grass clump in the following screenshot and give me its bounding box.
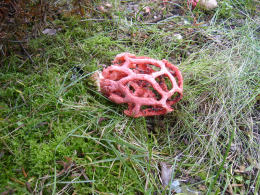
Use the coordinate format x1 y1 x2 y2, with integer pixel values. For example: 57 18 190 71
1 1 259 194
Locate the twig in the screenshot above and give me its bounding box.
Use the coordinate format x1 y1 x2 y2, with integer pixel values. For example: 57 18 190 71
10 177 25 186
22 167 28 178
18 42 36 66
8 40 28 43
1 139 14 155
2 123 25 139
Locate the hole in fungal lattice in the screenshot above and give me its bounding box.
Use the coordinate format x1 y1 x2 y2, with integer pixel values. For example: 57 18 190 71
155 74 173 92
113 91 125 98
129 64 161 75
165 66 181 88
141 105 154 111
146 64 161 72
126 80 162 101
141 105 166 115
167 92 181 108
171 72 180 88
117 60 124 66
166 67 176 76
129 84 135 94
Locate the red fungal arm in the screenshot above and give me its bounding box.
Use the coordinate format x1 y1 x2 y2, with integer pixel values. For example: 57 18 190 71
187 0 199 9
100 53 183 117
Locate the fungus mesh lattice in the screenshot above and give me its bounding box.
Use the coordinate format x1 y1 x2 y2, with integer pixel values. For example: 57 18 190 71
100 53 183 117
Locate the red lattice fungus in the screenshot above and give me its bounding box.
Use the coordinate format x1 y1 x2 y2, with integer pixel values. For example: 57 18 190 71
99 53 183 117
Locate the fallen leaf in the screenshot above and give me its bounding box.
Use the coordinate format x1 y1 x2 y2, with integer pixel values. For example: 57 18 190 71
42 28 57 35
160 162 172 187
160 162 181 192
160 162 202 194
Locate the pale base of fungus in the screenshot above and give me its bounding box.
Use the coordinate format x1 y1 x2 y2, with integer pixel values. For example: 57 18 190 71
188 0 218 10
93 53 183 118
198 0 218 10
91 71 103 92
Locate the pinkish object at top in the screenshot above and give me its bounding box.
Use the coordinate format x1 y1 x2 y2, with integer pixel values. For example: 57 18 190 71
98 53 183 118
187 0 199 9
163 0 218 10
188 0 218 10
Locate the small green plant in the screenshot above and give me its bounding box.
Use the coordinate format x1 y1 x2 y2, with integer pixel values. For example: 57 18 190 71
215 0 257 19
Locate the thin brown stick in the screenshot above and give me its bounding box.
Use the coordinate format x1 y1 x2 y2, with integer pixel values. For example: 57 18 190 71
10 177 25 186
22 167 28 178
18 42 36 66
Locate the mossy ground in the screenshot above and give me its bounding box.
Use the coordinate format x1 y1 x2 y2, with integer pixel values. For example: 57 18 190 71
0 0 259 194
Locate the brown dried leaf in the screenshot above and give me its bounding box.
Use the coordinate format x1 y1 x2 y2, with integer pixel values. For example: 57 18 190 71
160 162 172 187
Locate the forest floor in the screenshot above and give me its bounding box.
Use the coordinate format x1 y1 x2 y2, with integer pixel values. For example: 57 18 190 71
0 0 260 194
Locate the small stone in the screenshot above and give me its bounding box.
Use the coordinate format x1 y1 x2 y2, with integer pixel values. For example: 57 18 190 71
171 180 182 193
173 33 183 40
42 29 57 35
